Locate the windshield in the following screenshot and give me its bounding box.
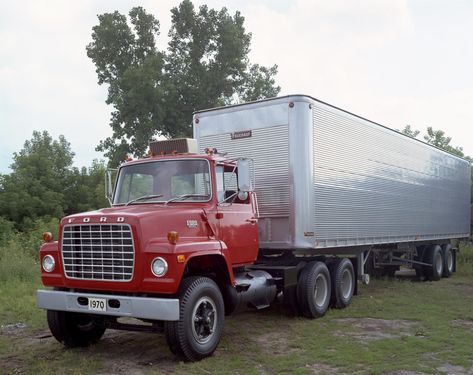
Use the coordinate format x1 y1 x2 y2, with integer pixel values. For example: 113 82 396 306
113 159 212 205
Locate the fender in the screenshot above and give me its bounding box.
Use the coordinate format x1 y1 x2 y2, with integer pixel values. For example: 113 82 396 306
142 239 234 294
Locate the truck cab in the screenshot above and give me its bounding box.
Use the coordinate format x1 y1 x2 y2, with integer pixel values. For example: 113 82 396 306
37 139 262 361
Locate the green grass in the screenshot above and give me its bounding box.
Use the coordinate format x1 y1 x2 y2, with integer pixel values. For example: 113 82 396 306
1 246 473 374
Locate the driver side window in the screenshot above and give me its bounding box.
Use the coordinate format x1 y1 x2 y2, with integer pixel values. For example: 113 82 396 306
216 165 239 203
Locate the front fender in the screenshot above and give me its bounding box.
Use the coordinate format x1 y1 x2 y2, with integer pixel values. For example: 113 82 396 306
142 239 234 294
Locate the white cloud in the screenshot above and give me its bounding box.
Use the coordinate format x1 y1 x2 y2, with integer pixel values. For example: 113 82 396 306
1 0 472 173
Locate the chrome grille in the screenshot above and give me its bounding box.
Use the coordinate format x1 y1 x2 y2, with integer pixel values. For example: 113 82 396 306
61 224 134 281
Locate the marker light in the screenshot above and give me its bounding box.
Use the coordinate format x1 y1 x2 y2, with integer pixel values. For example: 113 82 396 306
43 232 53 242
167 231 179 245
151 257 168 277
42 255 55 273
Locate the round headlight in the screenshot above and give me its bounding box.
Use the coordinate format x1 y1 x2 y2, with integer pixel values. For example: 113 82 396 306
151 257 168 277
42 255 55 273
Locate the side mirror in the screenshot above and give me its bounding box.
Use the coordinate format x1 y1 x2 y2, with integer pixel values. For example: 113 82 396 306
105 169 117 205
237 159 253 192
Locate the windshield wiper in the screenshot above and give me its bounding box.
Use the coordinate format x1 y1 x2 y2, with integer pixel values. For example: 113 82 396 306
164 194 209 205
125 194 163 206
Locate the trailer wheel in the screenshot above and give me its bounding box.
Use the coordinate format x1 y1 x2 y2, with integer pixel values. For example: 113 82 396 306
331 258 355 309
164 276 224 362
297 262 331 319
47 310 105 347
442 244 454 277
423 245 443 281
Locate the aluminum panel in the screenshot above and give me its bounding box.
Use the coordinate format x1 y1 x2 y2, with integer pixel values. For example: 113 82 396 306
312 104 470 246
199 125 290 218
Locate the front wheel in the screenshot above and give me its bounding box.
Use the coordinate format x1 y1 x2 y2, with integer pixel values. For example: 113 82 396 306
47 310 105 347
164 277 224 362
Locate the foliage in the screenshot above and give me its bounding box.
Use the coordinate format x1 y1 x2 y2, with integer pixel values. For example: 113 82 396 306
423 126 466 158
86 1 280 166
0 131 74 228
399 124 420 138
0 131 109 230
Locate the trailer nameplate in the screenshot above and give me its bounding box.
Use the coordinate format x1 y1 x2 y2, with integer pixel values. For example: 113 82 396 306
231 130 252 140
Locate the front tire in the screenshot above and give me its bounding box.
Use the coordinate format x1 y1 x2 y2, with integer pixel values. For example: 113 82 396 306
297 262 331 319
164 277 224 362
47 310 105 347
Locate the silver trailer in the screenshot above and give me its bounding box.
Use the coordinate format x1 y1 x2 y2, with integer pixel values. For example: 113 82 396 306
194 95 470 268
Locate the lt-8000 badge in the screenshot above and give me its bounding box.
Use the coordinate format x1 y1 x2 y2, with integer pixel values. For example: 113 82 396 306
186 220 198 228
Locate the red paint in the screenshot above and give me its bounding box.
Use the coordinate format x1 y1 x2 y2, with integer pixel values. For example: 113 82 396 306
40 154 259 294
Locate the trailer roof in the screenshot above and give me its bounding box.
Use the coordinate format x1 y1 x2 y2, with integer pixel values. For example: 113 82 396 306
194 94 470 163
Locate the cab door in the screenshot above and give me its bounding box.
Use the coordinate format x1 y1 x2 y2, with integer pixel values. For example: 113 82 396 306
215 165 259 266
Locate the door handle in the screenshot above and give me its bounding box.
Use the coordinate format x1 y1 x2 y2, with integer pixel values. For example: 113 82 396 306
246 218 258 224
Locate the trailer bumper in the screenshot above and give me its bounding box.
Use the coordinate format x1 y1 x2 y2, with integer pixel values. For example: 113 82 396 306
37 289 180 321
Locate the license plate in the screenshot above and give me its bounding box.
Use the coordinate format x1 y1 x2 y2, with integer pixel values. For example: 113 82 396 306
88 298 107 312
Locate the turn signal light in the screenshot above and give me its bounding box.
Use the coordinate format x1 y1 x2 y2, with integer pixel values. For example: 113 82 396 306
167 231 179 244
42 232 53 243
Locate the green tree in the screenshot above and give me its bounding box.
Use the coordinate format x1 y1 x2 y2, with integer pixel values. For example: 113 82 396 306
66 160 109 214
86 1 280 166
423 126 465 158
0 131 74 228
399 125 420 138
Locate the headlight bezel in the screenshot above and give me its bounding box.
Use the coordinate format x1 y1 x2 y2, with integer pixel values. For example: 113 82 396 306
151 257 168 277
42 255 55 273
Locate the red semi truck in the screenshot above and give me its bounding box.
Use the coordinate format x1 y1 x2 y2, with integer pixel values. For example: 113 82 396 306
37 95 470 361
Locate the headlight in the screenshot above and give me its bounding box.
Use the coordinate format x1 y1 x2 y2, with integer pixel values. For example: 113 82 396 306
151 257 168 277
42 255 55 273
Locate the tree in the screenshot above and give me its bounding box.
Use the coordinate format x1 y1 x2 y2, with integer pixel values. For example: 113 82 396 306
399 125 420 139
87 1 280 166
0 131 75 227
66 160 109 214
0 132 110 229
423 126 465 158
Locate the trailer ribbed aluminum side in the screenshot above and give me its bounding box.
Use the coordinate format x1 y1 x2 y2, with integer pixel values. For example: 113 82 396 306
194 95 470 251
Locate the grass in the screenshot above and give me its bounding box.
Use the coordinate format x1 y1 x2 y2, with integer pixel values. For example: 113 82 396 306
1 245 473 374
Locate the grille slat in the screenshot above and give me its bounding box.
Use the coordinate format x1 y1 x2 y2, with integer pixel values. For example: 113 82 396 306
61 224 135 282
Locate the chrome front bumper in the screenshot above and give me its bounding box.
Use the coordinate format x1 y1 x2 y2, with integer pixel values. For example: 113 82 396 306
37 290 179 321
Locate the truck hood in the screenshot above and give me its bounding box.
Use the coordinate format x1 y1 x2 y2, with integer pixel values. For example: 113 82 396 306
60 204 212 245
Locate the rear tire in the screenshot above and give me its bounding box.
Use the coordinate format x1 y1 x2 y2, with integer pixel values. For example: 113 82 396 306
331 258 355 309
164 277 224 362
423 245 443 281
442 244 454 277
47 310 105 347
297 262 331 319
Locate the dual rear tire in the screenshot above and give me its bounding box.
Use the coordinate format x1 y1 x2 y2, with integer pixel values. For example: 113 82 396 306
295 258 355 319
421 244 455 280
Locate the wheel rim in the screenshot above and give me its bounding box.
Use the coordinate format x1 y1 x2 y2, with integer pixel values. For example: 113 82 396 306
447 250 453 272
435 252 443 275
191 297 217 344
341 268 353 299
314 273 328 308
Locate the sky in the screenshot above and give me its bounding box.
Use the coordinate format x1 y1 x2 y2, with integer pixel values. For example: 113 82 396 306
1 0 472 173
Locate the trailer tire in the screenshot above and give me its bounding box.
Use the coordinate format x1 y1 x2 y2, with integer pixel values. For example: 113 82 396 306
47 310 105 347
164 276 224 362
331 258 355 309
423 245 443 281
297 262 331 319
442 244 454 278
